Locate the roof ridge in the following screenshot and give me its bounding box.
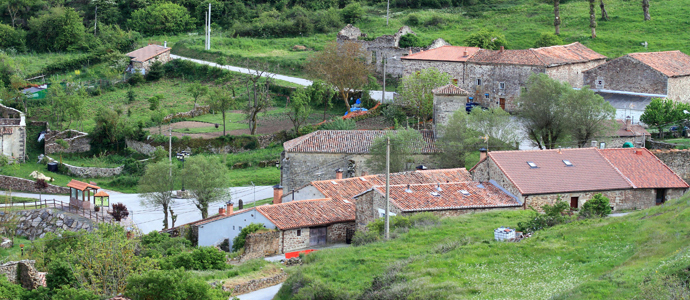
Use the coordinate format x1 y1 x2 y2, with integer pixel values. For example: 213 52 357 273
594 148 636 189
528 48 548 66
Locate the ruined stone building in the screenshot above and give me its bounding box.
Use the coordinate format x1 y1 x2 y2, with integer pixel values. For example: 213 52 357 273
402 42 607 111
337 24 450 77
280 130 438 193
431 84 469 138
0 104 26 162
470 148 689 211
583 50 690 104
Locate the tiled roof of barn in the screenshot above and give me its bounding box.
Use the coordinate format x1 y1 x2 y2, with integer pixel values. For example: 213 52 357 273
256 198 354 230
126 44 170 62
627 51 690 77
598 148 689 189
283 130 438 154
308 168 472 202
432 84 470 95
468 43 606 67
400 45 481 62
367 181 521 212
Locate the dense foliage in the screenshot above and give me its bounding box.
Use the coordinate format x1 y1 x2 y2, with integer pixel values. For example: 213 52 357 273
232 223 266 252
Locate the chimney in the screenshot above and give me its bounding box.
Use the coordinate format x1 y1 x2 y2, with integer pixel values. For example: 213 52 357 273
409 49 412 55
463 50 468 56
273 185 284 205
479 148 488 161
218 206 226 215
625 116 631 131
500 46 505 52
591 140 597 148
335 168 343 180
164 41 167 48
361 171 368 176
226 201 234 214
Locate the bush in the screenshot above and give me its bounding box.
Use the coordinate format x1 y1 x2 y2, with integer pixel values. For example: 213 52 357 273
128 2 195 36
0 275 24 300
352 230 380 247
109 175 139 188
0 24 25 51
232 223 265 252
147 61 165 81
517 198 571 233
319 118 356 130
129 72 145 86
162 247 227 270
0 155 8 167
46 259 76 291
406 14 420 26
425 15 446 27
579 193 612 218
341 2 364 24
382 104 407 125
51 286 100 300
465 29 508 50
398 34 425 48
534 32 563 48
110 202 130 221
126 269 228 300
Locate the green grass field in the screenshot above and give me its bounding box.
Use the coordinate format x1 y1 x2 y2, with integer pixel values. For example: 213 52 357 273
277 193 690 299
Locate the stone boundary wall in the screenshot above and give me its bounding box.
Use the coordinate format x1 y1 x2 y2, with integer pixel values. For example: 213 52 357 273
164 105 210 123
0 260 43 289
0 175 69 194
652 149 690 182
224 272 288 296
649 140 679 150
126 133 282 155
0 209 95 240
126 139 157 156
44 129 91 154
45 156 123 178
240 231 280 262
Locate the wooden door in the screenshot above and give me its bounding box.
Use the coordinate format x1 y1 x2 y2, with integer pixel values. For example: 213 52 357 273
499 98 506 110
570 197 579 209
309 227 327 246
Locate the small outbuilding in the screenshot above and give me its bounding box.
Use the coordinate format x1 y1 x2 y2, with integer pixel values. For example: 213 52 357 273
0 103 26 163
125 44 171 75
67 179 100 210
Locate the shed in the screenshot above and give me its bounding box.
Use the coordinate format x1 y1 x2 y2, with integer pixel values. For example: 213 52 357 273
67 179 100 210
125 44 171 75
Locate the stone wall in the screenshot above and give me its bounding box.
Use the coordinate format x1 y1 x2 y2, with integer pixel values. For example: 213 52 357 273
326 222 355 244
1 104 26 163
433 93 468 138
652 149 690 182
545 60 605 89
471 159 523 203
667 76 690 104
126 139 157 156
225 272 287 296
240 230 280 262
163 105 210 123
44 156 123 178
0 175 70 194
465 63 545 112
583 56 668 95
0 260 43 290
0 209 95 240
281 228 309 253
126 133 281 156
44 129 91 154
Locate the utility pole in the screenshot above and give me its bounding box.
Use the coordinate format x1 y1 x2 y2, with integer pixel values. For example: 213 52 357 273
94 5 97 36
168 126 172 178
386 0 390 26
384 137 390 240
382 57 386 104
206 4 211 50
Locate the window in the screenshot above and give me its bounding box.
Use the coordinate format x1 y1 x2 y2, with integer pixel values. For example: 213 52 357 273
527 161 538 168
77 190 83 200
485 93 490 99
563 160 573 167
238 226 242 231
499 82 505 89
570 197 579 209
476 79 482 85
459 190 470 196
296 229 301 236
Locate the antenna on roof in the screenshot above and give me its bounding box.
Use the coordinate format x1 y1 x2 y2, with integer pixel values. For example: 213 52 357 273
405 184 412 193
436 183 442 192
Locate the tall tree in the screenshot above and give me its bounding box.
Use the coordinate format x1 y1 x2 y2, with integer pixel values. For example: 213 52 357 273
641 98 690 139
366 128 424 173
590 0 597 38
642 0 650 21
187 82 208 108
138 161 176 229
600 0 609 20
468 107 522 148
207 85 236 136
435 110 482 169
309 80 334 121
554 0 561 35
183 155 229 219
243 67 272 135
306 41 371 112
517 74 571 150
563 87 616 147
399 68 450 125
286 87 313 135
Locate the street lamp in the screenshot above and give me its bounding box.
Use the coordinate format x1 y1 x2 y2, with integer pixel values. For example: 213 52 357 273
176 150 191 191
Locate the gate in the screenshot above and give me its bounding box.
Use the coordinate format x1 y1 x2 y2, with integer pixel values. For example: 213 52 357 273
309 227 327 246
345 228 355 244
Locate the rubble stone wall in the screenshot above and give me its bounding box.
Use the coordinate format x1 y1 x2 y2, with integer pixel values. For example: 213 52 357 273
0 260 43 289
0 209 94 240
652 149 690 182
225 272 287 296
240 230 280 262
0 175 70 194
44 130 91 154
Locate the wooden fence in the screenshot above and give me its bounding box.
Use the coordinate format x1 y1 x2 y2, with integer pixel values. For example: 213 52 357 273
2 199 115 224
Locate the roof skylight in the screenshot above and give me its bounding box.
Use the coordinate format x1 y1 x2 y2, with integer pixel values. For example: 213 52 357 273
527 161 538 168
460 190 470 196
563 160 573 167
430 192 441 197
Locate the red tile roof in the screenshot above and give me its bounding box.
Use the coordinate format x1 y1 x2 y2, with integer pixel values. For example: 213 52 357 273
487 148 631 195
368 181 521 212
614 120 650 137
432 84 469 95
627 51 690 77
283 130 438 154
598 148 689 189
67 179 100 191
468 43 606 67
94 190 109 197
126 44 170 62
256 199 354 230
400 46 481 62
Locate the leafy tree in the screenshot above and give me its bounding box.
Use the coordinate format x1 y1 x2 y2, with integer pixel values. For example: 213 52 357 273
148 94 163 111
517 73 570 149
367 128 424 173
468 107 521 148
139 161 177 229
147 61 165 81
151 109 167 135
46 259 76 291
208 85 237 136
306 41 371 112
464 30 507 50
534 32 562 47
308 80 334 121
435 110 482 168
129 2 194 36
0 23 25 50
580 193 612 218
399 67 450 124
187 82 208 107
126 269 227 300
287 87 313 134
243 67 272 135
562 87 616 147
398 34 425 48
341 2 363 24
183 155 229 219
232 223 265 252
127 89 136 104
641 98 690 139
28 7 85 52
517 197 570 233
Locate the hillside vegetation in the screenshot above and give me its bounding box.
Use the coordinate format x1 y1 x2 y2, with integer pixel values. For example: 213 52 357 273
277 193 690 299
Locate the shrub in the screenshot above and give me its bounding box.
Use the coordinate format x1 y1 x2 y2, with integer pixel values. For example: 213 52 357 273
0 155 8 167
46 259 76 291
128 2 195 36
109 175 139 188
147 61 165 81
398 34 425 48
341 2 364 24
580 193 612 218
352 230 380 247
406 14 420 26
425 15 446 27
110 202 130 221
382 104 407 125
126 269 228 300
232 223 265 252
534 32 563 48
465 29 508 50
162 247 227 270
517 198 571 233
319 118 356 130
129 72 145 86
0 275 24 300
51 286 100 300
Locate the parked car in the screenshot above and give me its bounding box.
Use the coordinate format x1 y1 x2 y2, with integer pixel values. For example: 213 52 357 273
466 102 485 113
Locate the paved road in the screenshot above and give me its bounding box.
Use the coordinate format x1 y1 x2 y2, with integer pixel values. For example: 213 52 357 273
3 186 273 233
236 283 283 300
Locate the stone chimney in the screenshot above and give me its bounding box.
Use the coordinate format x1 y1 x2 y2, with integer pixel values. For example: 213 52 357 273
500 46 504 52
463 50 468 56
479 148 488 161
625 116 631 131
226 201 234 214
273 185 284 205
591 140 597 148
335 168 343 180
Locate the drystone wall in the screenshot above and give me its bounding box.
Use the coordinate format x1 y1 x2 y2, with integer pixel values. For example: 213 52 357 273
225 272 288 296
126 139 157 155
653 149 690 182
240 230 280 262
0 175 70 194
44 129 91 154
45 156 123 178
0 260 44 290
163 105 210 123
0 209 95 240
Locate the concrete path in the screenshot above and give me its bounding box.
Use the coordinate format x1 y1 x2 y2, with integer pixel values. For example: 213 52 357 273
235 283 283 300
2 186 273 233
609 212 632 217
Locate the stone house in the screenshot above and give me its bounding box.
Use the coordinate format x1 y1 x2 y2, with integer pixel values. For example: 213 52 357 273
402 43 607 111
597 119 651 148
583 51 690 103
470 148 689 211
0 104 25 162
354 181 521 230
280 130 439 193
431 84 470 138
125 44 171 75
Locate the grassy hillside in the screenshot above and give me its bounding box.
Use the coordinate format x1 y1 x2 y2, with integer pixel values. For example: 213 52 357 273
277 193 690 299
